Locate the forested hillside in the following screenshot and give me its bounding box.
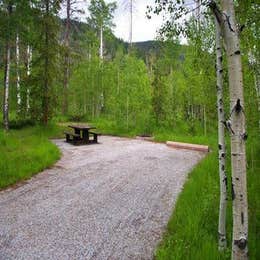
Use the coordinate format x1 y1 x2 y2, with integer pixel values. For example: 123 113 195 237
0 15 220 136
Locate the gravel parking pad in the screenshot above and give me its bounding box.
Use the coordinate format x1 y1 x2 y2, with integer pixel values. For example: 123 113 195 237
0 136 205 260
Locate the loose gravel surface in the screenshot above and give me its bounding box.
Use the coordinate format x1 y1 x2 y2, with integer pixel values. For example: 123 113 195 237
0 136 205 260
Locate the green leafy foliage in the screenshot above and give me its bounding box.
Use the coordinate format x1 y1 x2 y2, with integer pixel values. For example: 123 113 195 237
0 125 62 189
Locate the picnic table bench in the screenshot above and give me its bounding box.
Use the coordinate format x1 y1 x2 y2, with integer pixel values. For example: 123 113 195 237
64 124 101 145
89 131 101 143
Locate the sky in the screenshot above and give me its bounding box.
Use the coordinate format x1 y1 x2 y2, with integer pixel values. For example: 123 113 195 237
60 0 197 43
108 0 164 42
60 0 165 43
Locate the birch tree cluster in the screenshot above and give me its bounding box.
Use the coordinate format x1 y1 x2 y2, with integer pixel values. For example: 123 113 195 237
148 1 259 259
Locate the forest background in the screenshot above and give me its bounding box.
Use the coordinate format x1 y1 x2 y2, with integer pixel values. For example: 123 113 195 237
0 0 259 259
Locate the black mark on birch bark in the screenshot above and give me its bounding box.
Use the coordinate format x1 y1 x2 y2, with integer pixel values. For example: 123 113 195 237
231 180 235 200
241 132 248 141
234 99 242 113
234 237 247 250
224 176 227 186
239 24 245 32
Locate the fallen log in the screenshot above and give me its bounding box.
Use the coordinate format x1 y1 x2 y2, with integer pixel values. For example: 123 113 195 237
166 141 209 152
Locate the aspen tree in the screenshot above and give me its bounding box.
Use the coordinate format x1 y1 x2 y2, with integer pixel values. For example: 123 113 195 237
100 22 103 59
214 15 227 250
26 45 32 112
16 34 21 113
42 0 50 125
88 0 116 60
129 0 133 47
210 1 248 258
63 0 71 114
3 3 12 131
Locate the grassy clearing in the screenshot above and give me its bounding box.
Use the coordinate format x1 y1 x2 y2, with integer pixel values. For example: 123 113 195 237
154 135 230 260
0 118 258 259
0 124 65 189
154 132 259 260
89 118 140 137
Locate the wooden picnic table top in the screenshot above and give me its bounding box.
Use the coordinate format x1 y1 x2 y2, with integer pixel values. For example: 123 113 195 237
68 124 96 130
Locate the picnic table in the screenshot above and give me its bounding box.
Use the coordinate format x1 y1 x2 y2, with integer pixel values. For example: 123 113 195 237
64 124 100 145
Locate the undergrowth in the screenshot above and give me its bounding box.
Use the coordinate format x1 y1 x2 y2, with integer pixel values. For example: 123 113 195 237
0 124 64 189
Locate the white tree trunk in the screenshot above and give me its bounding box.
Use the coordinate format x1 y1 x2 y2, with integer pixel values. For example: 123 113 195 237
253 72 260 130
100 25 103 60
117 69 120 94
26 45 32 112
129 0 133 47
3 41 11 130
195 0 201 20
215 16 227 250
126 95 129 129
63 0 70 115
16 33 21 112
203 105 207 136
219 1 248 259
3 4 12 130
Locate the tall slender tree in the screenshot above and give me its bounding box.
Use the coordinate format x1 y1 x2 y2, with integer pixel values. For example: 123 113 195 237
30 0 61 124
215 15 227 250
26 45 32 112
62 0 71 115
210 1 248 258
2 2 12 131
88 0 117 60
149 1 249 258
16 33 21 113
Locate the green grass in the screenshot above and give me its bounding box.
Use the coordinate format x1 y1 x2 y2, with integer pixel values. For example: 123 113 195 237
89 117 142 137
0 124 65 189
154 136 230 259
153 132 259 260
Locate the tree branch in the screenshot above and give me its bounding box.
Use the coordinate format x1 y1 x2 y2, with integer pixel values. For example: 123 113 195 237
208 1 223 26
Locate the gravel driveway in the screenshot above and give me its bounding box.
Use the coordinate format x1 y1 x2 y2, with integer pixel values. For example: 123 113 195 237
0 136 205 260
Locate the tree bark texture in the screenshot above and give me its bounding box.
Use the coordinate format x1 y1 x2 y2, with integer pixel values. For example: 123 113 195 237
62 0 70 115
3 41 11 131
42 0 50 125
16 34 21 112
253 71 260 130
129 0 133 47
211 1 248 258
26 45 32 112
215 16 227 250
3 4 12 131
100 24 103 59
203 105 207 136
